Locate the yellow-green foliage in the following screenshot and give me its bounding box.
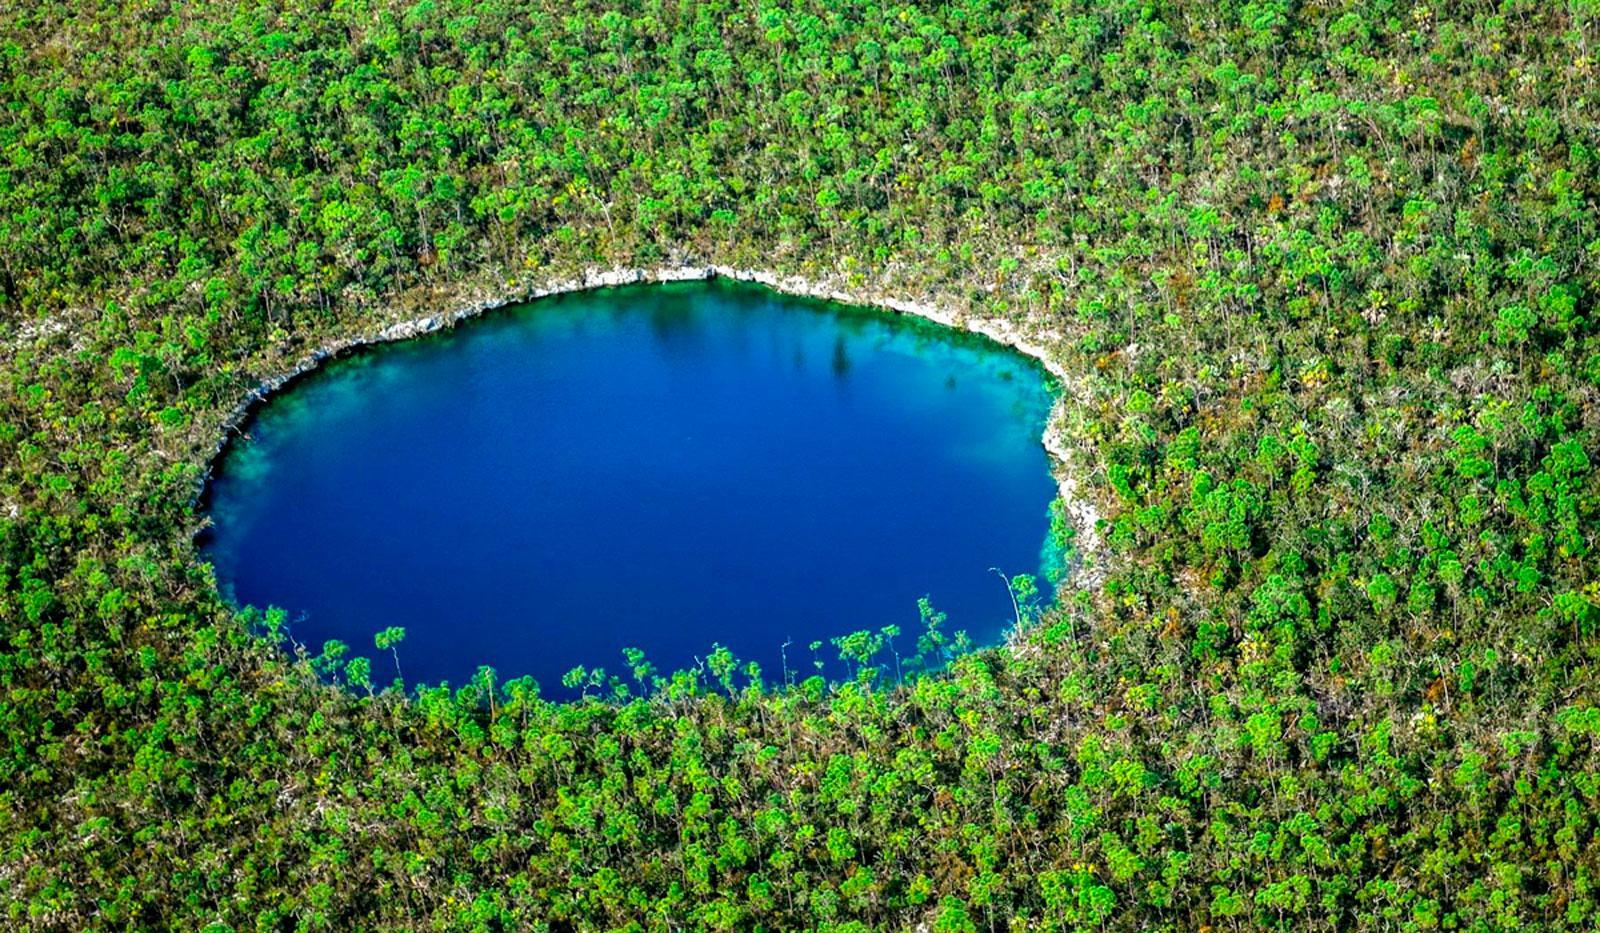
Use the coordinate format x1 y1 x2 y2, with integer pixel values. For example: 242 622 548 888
4 0 1600 928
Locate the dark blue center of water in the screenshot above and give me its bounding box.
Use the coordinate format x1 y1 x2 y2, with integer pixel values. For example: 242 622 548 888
203 281 1059 693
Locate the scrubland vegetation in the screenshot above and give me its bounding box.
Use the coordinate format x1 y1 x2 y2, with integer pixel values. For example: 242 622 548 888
4 0 1600 928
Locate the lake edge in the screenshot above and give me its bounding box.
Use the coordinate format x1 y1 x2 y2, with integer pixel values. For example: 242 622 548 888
193 266 1104 592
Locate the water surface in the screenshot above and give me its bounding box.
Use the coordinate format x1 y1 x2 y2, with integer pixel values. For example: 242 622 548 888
203 281 1059 692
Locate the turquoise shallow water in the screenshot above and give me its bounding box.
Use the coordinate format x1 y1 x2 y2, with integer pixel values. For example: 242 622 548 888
201 280 1060 692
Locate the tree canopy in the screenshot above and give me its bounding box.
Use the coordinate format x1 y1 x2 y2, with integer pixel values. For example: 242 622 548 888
3 0 1600 928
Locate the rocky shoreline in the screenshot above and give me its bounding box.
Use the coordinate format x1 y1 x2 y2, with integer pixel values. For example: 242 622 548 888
199 264 1104 587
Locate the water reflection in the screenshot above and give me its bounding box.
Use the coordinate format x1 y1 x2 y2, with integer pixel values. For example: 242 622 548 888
204 280 1059 693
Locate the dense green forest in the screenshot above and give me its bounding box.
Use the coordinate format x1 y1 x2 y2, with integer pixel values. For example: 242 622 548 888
3 0 1600 927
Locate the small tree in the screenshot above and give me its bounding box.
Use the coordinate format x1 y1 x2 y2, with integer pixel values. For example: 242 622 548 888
374 626 406 684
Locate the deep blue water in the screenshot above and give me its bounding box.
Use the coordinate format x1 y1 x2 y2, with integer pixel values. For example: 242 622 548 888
202 281 1060 693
